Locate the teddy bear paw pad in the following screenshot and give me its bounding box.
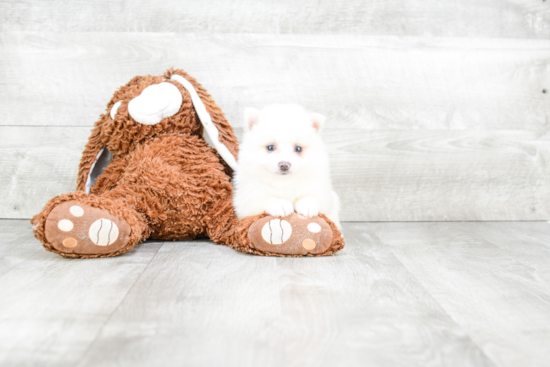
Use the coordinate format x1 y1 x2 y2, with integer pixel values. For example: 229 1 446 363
44 200 131 255
249 213 333 255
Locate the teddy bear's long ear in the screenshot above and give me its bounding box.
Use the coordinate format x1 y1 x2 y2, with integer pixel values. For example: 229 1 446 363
166 68 239 171
76 118 111 193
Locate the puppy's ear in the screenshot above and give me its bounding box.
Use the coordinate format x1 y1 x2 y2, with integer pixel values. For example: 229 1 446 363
244 107 260 132
310 113 326 134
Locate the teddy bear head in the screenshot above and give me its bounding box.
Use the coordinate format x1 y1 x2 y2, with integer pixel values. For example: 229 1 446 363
76 68 239 192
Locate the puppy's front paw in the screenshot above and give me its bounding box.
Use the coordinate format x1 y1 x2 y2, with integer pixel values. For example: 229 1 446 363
266 198 295 217
295 197 319 218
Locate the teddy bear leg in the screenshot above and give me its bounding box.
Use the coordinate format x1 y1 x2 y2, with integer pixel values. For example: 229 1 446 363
32 192 149 258
231 213 345 257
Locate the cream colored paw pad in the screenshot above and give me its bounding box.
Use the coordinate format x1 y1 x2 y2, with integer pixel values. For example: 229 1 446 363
261 219 292 245
307 223 321 233
70 205 84 217
89 218 119 246
58 219 73 232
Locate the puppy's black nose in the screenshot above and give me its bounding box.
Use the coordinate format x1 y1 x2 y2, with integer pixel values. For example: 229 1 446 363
278 161 291 171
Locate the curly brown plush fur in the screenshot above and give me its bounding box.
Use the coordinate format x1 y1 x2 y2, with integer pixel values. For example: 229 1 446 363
76 68 237 191
31 68 345 258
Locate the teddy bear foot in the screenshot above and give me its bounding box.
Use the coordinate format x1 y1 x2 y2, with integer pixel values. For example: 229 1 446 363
246 213 344 256
44 200 133 257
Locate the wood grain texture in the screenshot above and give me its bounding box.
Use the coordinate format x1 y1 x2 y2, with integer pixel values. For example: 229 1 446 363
0 126 89 219
0 222 163 367
2 127 549 221
76 225 494 367
2 220 550 366
1 0 549 38
371 221 550 367
327 129 550 221
1 32 549 130
0 220 38 277
467 222 550 277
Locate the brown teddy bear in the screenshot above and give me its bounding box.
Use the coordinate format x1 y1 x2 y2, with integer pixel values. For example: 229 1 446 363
31 68 345 258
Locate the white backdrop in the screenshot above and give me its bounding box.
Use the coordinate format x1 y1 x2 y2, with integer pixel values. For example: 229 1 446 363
1 0 549 221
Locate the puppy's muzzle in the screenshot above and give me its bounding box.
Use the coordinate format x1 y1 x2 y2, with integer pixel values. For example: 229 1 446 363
278 161 291 172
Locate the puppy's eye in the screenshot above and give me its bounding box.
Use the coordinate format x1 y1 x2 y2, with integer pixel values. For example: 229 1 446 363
294 146 303 153
266 145 276 152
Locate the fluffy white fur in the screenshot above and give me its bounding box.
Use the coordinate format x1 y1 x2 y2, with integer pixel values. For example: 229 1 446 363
233 104 341 228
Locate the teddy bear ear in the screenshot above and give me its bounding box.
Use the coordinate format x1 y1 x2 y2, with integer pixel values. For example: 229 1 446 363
310 113 326 134
244 107 260 132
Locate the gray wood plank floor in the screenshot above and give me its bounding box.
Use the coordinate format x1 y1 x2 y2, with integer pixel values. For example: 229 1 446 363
1 220 549 367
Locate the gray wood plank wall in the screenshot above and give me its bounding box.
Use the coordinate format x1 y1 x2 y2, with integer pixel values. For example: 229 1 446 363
1 1 549 221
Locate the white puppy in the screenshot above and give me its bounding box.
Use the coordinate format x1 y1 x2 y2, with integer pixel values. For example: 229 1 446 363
233 104 341 228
